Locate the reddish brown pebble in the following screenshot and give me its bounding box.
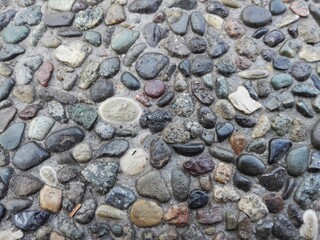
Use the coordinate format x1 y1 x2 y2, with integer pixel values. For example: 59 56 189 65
0 107 16 133
153 10 165 23
163 204 189 227
37 61 54 87
144 79 165 98
183 154 215 176
196 206 224 224
18 104 41 120
135 92 152 107
224 19 245 39
290 0 309 17
263 193 284 213
235 56 252 70
229 133 246 154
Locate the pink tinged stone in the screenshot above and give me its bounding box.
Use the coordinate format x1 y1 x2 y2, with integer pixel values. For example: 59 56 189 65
144 79 165 98
135 92 151 107
37 61 54 87
40 185 62 213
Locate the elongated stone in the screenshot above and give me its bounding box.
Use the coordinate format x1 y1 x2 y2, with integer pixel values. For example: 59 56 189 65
286 146 310 177
172 143 205 156
238 70 269 79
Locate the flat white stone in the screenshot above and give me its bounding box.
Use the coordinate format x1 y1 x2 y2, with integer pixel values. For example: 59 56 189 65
98 97 142 124
228 86 262 114
120 148 148 176
48 0 76 11
55 41 92 68
238 69 269 79
205 14 224 30
299 45 320 62
275 14 299 28
40 166 58 187
28 116 55 141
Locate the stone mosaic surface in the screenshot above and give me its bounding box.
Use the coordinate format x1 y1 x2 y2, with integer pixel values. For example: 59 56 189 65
0 0 320 239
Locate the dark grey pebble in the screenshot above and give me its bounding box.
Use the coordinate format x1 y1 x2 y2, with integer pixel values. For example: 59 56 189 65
96 139 129 158
139 109 174 133
135 52 169 79
12 141 50 170
233 171 251 192
121 72 140 90
90 79 114 102
190 11 206 36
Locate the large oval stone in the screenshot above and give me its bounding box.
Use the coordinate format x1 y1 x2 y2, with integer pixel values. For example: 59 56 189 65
12 142 50 170
241 5 272 28
45 127 84 152
98 97 142 124
236 154 265 176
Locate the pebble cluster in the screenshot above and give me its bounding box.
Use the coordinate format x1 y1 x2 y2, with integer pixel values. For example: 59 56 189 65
0 0 320 239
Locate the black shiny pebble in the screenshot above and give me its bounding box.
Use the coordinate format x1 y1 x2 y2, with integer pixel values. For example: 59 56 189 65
188 189 209 209
311 74 320 90
268 138 292 164
273 56 291 70
252 28 269 39
261 49 276 62
235 115 256 128
178 59 190 77
233 171 251 192
216 122 234 141
296 100 314 118
13 210 50 231
236 154 265 176
156 91 175 107
171 143 205 156
282 177 296 200
263 30 285 47
288 25 298 38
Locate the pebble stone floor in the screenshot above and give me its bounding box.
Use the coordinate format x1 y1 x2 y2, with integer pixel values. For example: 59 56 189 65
1 0 320 239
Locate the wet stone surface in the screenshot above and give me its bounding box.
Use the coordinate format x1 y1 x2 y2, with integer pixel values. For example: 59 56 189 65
1 0 320 239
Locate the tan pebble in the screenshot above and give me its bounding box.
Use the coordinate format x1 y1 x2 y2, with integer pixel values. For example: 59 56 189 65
130 199 163 227
214 162 233 183
229 133 246 154
252 115 271 139
40 185 62 213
